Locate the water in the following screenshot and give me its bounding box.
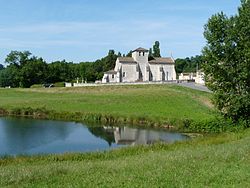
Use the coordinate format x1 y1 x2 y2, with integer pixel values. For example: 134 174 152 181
0 117 189 156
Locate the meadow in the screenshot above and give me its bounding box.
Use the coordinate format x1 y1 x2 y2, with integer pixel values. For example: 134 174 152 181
0 84 249 187
0 84 215 129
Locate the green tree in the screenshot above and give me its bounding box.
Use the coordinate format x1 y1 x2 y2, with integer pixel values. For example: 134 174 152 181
175 55 203 74
203 0 250 122
0 64 4 70
0 64 20 87
148 48 154 60
19 57 48 87
3 51 33 87
153 41 161 57
126 50 132 57
5 51 31 67
2 51 49 87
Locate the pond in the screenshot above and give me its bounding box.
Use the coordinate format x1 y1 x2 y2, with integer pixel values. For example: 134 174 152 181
0 117 189 156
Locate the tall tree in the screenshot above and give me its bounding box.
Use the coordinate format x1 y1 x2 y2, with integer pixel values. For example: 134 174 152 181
203 0 250 122
0 64 20 87
19 57 48 87
126 50 133 57
0 64 4 70
149 48 153 57
5 51 31 67
153 41 161 57
1 51 49 87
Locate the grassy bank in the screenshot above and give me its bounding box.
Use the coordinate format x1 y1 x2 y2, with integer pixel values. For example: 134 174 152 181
0 129 249 187
0 84 215 129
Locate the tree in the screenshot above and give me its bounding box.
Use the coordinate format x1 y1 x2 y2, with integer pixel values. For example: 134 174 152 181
153 41 161 57
148 48 154 61
104 50 117 71
0 64 4 70
5 51 31 67
1 51 50 87
0 64 20 87
175 55 204 74
203 0 250 122
149 48 153 57
126 50 132 57
19 57 48 87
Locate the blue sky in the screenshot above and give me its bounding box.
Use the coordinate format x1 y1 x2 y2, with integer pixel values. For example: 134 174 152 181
0 0 241 63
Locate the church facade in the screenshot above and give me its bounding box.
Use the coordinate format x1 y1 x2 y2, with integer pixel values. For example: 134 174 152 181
102 47 176 83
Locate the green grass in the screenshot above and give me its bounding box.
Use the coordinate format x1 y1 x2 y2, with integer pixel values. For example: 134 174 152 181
0 129 249 187
0 84 249 187
0 84 215 127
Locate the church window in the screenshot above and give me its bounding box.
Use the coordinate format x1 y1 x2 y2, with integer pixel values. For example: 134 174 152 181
160 67 163 72
123 72 126 77
112 74 114 79
143 52 145 56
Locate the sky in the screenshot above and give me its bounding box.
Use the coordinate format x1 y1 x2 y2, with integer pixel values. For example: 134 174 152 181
0 0 241 64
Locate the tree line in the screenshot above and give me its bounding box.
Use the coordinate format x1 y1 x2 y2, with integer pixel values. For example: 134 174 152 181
0 50 120 88
175 55 204 74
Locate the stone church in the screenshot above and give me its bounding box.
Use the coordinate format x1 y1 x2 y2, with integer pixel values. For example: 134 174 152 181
102 47 176 83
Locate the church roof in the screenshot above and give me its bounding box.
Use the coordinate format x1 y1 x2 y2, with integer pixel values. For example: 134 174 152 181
118 57 137 64
132 47 149 53
149 57 174 64
104 70 117 74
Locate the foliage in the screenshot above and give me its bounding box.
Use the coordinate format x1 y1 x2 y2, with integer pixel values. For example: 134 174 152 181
0 64 4 70
152 41 161 57
1 51 48 88
0 64 20 87
5 50 31 67
175 55 204 74
0 50 118 88
126 50 132 57
203 0 250 122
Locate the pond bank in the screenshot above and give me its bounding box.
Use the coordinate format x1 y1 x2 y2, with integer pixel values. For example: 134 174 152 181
0 106 245 133
0 108 221 132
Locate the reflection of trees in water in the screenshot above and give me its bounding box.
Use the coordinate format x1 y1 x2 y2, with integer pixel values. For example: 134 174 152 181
0 118 74 153
87 127 115 146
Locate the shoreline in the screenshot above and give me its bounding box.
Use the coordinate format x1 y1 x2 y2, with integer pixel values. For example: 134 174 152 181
0 106 243 134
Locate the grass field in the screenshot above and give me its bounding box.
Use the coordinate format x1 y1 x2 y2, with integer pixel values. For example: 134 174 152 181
0 84 215 127
0 84 249 187
0 129 249 187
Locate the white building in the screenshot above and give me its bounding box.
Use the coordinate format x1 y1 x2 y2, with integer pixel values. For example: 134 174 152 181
178 71 205 85
102 47 176 83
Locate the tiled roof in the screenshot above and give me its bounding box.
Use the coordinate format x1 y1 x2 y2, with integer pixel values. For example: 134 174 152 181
132 47 149 53
118 57 137 64
149 57 174 64
104 70 117 74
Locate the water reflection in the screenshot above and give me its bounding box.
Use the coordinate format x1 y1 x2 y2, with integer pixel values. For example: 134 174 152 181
0 117 188 156
91 126 188 146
